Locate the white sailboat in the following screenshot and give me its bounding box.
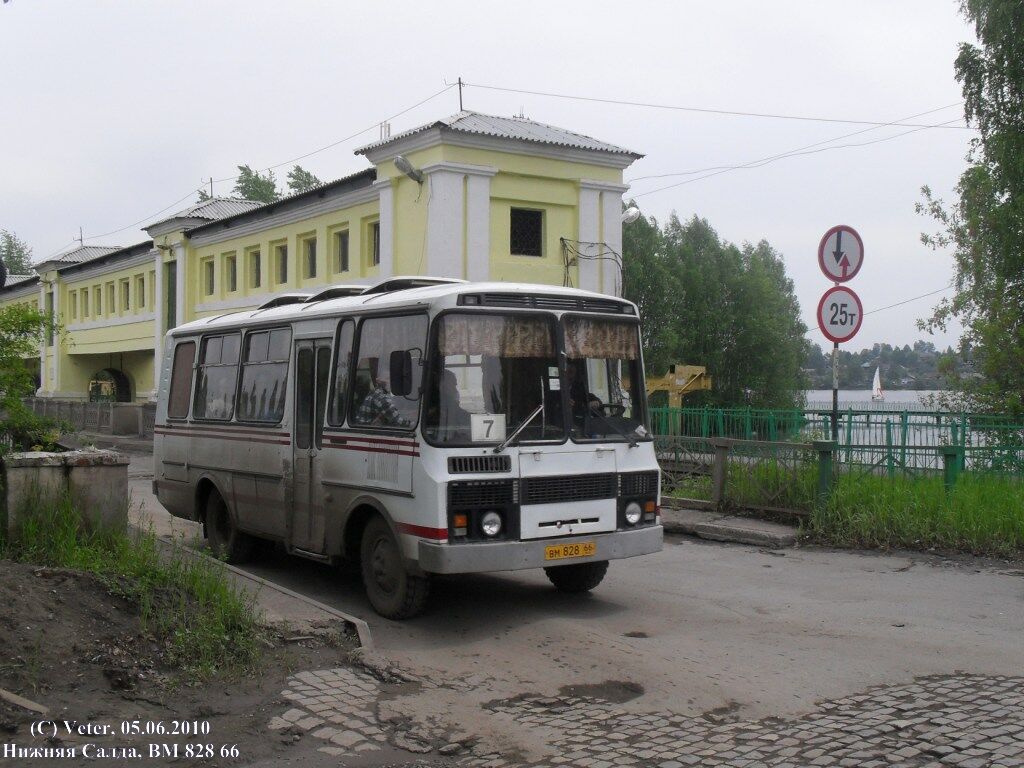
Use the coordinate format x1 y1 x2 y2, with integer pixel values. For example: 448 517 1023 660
871 366 885 402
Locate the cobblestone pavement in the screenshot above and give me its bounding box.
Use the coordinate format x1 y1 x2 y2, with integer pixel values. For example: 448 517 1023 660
269 665 1024 767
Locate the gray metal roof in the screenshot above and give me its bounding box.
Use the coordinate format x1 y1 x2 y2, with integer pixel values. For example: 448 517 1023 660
41 245 121 265
356 110 642 157
3 274 36 286
148 197 263 229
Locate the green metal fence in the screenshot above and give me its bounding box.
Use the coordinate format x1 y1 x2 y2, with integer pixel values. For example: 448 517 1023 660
651 406 1024 477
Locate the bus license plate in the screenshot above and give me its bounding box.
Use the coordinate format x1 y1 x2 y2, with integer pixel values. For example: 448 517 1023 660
544 542 597 561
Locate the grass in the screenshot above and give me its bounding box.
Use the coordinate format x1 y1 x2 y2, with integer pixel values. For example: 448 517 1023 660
808 473 1024 558
1 488 263 677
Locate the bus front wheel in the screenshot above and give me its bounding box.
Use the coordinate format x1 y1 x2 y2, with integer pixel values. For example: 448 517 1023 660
205 489 254 564
360 516 430 619
544 560 609 593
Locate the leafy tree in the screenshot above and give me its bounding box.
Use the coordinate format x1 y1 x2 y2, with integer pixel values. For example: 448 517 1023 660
232 165 279 203
0 304 56 451
1 229 33 275
622 211 809 408
196 187 212 202
917 0 1024 415
286 165 323 195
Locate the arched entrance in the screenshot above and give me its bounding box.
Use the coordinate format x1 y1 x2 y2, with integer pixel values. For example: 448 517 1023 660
89 368 132 402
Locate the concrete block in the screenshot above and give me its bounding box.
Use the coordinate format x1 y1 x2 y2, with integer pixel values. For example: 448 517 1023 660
110 404 142 436
2 449 130 535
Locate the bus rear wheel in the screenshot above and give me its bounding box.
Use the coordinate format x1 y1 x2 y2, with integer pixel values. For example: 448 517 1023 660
205 489 254 564
360 516 430 620
544 560 609 593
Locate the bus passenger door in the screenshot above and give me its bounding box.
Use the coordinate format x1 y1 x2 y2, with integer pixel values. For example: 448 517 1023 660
292 338 332 552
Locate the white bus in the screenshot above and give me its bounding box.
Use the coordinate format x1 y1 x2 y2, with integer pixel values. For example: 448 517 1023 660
154 278 662 618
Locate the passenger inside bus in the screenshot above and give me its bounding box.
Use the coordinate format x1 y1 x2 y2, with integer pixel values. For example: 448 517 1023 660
353 357 410 428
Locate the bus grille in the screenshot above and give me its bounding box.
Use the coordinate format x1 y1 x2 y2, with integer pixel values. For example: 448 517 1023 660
448 455 512 474
620 470 659 497
463 293 632 314
448 479 517 508
521 473 617 505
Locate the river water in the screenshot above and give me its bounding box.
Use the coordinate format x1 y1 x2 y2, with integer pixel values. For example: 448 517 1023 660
804 389 943 410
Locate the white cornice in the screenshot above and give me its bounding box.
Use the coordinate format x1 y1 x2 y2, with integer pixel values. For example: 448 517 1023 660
580 179 631 194
420 161 499 177
60 250 158 284
187 186 380 247
67 311 155 331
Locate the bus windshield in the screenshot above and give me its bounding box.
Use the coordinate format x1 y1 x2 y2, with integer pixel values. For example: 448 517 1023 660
424 312 647 446
563 316 646 441
424 313 566 445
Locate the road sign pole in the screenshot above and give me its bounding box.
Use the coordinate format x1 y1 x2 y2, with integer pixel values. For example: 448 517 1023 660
831 341 839 441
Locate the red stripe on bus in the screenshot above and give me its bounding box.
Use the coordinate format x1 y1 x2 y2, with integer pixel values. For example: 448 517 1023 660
156 423 289 437
154 428 290 446
397 523 448 540
323 434 419 448
324 443 420 457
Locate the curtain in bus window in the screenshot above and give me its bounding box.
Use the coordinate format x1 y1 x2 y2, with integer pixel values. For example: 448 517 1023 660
237 328 291 423
564 317 639 359
438 314 554 357
167 341 196 419
193 333 241 420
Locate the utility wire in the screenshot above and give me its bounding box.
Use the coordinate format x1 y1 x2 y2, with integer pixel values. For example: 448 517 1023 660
463 80 971 130
803 284 953 332
70 85 456 247
632 112 965 199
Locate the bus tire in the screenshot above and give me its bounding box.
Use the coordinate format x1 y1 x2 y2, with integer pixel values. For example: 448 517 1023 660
360 516 429 619
544 560 609 593
205 489 254 564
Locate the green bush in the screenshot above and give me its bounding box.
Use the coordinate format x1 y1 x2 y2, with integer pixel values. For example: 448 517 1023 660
2 489 263 677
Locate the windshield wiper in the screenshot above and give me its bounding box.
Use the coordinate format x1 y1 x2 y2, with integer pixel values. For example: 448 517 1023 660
493 402 545 454
589 409 640 448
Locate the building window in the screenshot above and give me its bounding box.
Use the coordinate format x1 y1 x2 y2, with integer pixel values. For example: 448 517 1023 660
203 259 215 296
120 279 131 312
510 208 543 257
106 283 115 315
334 230 350 273
370 222 380 266
81 288 89 318
275 244 288 284
136 274 146 309
248 249 262 289
148 270 155 308
302 237 317 279
225 253 237 292
69 291 77 320
94 286 102 316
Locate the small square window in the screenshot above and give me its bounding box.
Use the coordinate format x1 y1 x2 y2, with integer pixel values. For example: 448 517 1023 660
302 238 317 279
225 254 237 292
510 208 543 257
249 249 262 289
334 230 350 273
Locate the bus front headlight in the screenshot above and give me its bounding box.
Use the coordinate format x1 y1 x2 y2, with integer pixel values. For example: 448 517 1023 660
624 502 642 526
481 511 503 537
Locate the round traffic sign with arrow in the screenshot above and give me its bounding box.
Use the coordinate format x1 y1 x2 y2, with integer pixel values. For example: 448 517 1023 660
817 285 864 343
817 224 863 283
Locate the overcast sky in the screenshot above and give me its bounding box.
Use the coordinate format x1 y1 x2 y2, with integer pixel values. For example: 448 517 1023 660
1 1 976 351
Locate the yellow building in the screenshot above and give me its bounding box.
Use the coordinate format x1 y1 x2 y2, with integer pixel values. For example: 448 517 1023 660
2 111 641 402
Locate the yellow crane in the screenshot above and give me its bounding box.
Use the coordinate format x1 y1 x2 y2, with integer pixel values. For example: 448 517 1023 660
646 364 712 408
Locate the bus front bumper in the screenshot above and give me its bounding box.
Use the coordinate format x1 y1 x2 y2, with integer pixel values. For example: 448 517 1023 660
417 525 663 575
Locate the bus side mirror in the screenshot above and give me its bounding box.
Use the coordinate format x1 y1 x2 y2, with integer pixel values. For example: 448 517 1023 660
389 350 414 397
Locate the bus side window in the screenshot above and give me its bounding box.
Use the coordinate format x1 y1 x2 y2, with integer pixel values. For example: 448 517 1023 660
327 320 354 426
193 333 241 421
237 327 291 423
167 341 196 419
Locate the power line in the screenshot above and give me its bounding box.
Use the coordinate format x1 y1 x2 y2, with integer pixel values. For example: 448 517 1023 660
72 85 456 246
631 109 965 199
463 80 971 130
803 284 953 332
